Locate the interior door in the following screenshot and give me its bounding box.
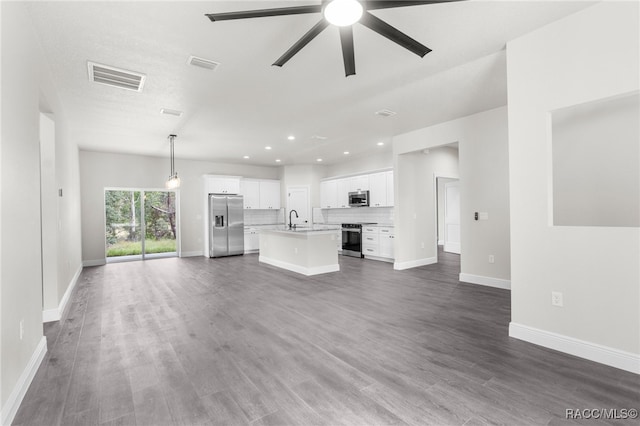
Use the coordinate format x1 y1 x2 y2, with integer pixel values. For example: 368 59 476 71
444 180 461 254
286 186 310 226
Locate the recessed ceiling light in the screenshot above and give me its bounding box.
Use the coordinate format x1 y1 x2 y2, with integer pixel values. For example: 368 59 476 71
343 151 350 155
375 109 397 117
243 155 250 159
311 135 328 141
275 159 281 163
377 142 384 146
287 135 295 141
316 158 323 162
160 108 183 117
265 146 272 150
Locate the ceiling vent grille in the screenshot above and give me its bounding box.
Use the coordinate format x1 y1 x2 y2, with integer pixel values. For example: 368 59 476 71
375 109 397 117
87 61 146 92
187 55 220 71
160 108 184 117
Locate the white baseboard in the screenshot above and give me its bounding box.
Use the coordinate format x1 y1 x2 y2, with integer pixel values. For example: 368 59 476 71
437 240 444 246
259 256 339 276
459 273 511 290
82 259 105 267
393 256 437 270
180 250 203 258
0 336 48 426
42 265 82 323
363 255 394 264
509 322 640 374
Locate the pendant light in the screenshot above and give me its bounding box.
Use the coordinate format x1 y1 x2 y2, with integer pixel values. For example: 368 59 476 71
166 134 180 189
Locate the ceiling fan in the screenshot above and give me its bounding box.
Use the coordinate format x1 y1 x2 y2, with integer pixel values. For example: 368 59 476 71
205 0 463 77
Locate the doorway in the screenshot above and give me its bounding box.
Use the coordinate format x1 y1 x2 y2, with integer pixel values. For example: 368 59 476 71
104 189 178 262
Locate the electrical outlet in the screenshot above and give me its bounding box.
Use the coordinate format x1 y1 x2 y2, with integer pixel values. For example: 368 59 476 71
551 291 563 307
20 320 24 340
488 255 495 264
294 247 298 254
421 242 425 249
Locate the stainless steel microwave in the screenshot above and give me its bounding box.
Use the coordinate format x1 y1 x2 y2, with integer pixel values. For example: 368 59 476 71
348 191 369 207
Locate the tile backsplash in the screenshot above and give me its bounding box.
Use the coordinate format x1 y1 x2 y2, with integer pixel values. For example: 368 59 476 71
312 207 394 225
244 209 285 225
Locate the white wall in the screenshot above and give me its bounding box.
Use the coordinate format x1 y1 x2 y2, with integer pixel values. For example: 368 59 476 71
279 164 326 208
393 107 510 284
1 2 83 421
324 151 393 178
79 151 280 263
507 0 639 370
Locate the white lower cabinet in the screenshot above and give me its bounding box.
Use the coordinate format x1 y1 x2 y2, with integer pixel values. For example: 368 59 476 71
362 226 394 261
378 227 395 259
244 230 259 253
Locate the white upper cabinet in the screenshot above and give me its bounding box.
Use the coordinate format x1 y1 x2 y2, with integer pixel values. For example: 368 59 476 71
369 172 387 207
239 179 260 209
321 170 393 209
239 178 280 209
349 175 370 192
206 176 241 194
259 180 281 209
336 178 350 208
367 171 394 207
320 180 338 209
385 171 394 207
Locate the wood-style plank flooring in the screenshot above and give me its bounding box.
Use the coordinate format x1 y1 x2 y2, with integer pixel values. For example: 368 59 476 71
13 250 639 425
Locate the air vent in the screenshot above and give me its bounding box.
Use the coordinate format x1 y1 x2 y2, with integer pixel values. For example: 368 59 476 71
375 109 397 117
87 61 146 92
160 108 184 117
187 55 220 71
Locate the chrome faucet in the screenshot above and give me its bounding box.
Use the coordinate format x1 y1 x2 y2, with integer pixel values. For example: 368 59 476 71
288 209 298 229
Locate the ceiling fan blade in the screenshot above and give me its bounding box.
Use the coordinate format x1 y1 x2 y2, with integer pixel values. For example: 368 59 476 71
273 19 330 67
359 11 431 57
366 0 465 10
339 26 356 77
205 5 322 22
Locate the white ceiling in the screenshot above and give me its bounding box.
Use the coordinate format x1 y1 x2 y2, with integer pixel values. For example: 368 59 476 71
26 0 594 166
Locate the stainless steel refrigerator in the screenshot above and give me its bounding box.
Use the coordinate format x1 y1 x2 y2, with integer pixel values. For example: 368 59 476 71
209 194 244 257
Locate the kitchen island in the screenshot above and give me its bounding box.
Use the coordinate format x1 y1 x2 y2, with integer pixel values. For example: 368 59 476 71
259 226 340 276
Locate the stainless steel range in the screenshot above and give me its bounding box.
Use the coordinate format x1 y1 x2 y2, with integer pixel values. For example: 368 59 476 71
341 223 376 258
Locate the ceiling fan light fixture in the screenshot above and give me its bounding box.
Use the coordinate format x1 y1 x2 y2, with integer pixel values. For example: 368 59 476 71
323 0 363 27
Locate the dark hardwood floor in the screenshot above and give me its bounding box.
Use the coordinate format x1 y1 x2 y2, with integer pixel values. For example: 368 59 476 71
13 250 639 425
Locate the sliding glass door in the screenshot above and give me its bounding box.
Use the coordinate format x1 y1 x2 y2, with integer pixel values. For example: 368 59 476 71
105 189 177 261
143 191 177 258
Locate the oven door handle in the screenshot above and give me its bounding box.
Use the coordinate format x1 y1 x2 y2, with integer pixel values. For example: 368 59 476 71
342 228 361 233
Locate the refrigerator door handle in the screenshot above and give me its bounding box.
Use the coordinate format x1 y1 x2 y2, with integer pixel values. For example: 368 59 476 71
215 215 224 228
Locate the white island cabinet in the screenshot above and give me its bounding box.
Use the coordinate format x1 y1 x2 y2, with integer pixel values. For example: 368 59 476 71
259 227 340 276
